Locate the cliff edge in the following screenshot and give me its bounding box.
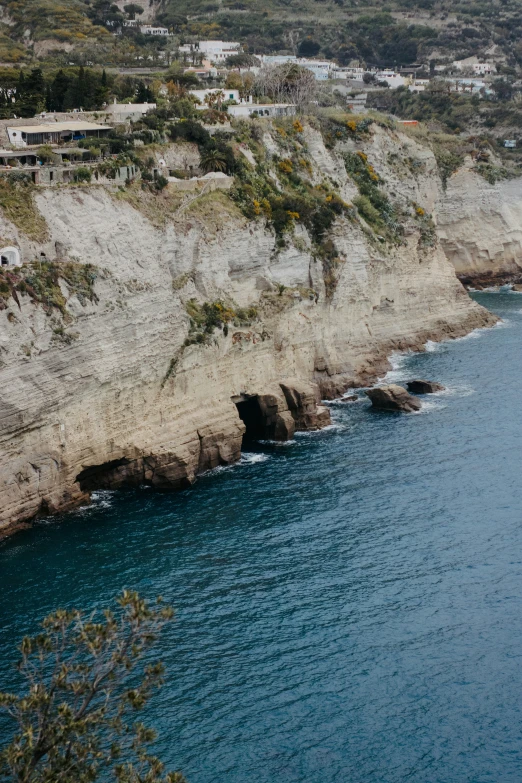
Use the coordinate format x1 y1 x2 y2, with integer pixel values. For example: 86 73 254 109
0 118 497 534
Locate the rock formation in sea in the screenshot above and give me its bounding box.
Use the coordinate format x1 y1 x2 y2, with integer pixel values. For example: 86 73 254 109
0 120 499 534
365 385 422 413
406 380 446 394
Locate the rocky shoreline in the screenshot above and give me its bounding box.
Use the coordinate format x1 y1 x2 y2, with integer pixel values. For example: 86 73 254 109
0 122 503 539
0 305 496 542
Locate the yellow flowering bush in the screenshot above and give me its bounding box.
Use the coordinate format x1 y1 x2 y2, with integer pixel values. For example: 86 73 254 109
278 159 293 174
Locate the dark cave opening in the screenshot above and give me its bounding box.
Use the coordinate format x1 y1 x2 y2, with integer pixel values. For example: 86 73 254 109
76 458 131 492
235 396 266 442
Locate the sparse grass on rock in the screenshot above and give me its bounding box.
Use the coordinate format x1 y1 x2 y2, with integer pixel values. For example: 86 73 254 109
0 178 49 242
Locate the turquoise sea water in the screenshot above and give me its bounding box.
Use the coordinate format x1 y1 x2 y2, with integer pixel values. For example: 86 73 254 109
0 293 521 783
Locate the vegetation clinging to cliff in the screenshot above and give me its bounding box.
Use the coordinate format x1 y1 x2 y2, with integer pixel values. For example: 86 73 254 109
0 261 100 316
343 151 403 243
0 177 48 243
184 299 258 345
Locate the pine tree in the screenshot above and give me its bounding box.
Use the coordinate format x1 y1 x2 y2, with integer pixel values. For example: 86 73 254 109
16 68 45 117
50 69 70 112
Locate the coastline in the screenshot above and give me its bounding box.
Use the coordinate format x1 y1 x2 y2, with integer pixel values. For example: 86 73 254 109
0 302 497 542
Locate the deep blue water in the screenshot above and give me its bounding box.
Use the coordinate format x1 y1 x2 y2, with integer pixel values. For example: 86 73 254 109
1 293 521 783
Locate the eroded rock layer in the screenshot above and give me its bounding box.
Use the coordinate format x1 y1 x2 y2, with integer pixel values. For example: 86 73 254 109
0 123 498 534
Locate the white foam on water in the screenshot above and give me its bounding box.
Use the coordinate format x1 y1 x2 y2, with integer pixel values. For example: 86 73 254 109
201 452 271 476
257 438 296 447
325 395 362 406
294 422 347 437
432 383 475 398
412 400 448 415
89 490 115 509
240 453 270 465
424 340 443 353
71 490 115 516
454 327 485 341
381 350 413 383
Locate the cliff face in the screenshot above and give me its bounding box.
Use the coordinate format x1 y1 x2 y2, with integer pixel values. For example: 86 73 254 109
436 160 522 286
0 123 496 534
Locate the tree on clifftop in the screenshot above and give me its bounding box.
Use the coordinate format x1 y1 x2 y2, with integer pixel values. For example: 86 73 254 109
0 592 186 783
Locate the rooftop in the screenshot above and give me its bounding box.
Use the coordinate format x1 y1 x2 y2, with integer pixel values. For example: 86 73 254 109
7 121 111 134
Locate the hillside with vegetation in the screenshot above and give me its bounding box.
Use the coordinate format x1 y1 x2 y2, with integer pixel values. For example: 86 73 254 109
162 0 522 68
3 0 522 69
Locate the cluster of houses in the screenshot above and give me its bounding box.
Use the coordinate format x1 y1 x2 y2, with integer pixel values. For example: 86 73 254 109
171 40 501 101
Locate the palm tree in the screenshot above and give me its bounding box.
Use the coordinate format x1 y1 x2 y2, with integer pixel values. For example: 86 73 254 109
213 89 225 109
200 148 228 173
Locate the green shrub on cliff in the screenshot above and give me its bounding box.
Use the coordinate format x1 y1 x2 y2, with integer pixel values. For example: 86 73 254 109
343 151 403 242
0 261 99 316
0 177 48 243
73 166 92 183
0 591 186 783
182 299 259 348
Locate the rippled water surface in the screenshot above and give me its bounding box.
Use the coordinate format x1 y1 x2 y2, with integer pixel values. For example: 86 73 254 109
1 293 521 783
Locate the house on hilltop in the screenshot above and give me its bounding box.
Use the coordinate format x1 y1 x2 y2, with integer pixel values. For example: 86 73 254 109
7 121 111 148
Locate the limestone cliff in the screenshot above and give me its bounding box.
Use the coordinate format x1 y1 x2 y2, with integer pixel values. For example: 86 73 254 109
0 121 496 534
436 160 522 286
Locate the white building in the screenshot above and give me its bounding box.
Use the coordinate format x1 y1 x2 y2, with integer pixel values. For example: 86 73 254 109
7 121 111 148
408 78 430 93
376 70 408 88
453 56 477 71
190 88 252 107
333 66 366 80
102 101 157 122
227 103 296 118
298 59 331 80
472 62 496 76
179 41 241 62
0 246 21 267
259 55 334 80
140 25 169 36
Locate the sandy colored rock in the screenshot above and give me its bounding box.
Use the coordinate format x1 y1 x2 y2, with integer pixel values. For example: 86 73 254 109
365 385 422 412
0 124 498 535
437 168 522 285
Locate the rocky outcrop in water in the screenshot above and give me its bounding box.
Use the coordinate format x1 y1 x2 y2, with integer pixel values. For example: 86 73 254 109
406 380 445 394
366 385 422 413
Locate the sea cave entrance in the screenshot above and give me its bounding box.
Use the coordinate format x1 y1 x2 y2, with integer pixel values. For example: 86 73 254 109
234 395 266 442
76 458 132 492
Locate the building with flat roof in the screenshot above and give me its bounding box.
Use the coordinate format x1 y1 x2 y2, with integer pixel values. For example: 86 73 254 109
140 25 169 35
259 55 334 80
7 121 111 148
227 103 296 118
179 41 241 62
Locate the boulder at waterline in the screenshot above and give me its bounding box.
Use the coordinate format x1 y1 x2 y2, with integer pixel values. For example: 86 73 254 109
365 385 422 413
407 379 446 394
